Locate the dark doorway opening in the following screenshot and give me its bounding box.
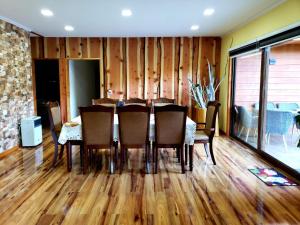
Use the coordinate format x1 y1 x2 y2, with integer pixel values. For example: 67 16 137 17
34 59 60 127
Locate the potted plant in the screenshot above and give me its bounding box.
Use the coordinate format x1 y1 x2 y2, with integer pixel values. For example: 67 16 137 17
189 59 226 136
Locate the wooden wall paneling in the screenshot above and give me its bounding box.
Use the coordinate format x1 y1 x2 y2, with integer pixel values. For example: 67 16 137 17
140 38 145 99
31 60 37 113
66 37 81 58
214 37 222 100
178 37 184 105
105 38 111 97
196 37 202 84
122 38 127 99
153 37 158 99
59 58 68 122
159 38 164 97
200 37 214 84
43 38 60 58
156 37 162 99
174 37 180 103
146 37 155 100
188 38 193 115
181 37 191 108
119 38 124 100
99 38 105 98
161 37 174 99
88 38 101 58
80 38 88 58
107 38 122 99
30 37 44 59
137 38 142 98
59 38 66 58
126 38 130 99
127 38 139 98
144 38 149 99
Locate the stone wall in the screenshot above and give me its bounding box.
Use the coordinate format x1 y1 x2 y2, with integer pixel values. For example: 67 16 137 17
0 19 34 153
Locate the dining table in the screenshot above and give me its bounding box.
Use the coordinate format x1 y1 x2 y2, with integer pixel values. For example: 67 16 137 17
58 114 197 171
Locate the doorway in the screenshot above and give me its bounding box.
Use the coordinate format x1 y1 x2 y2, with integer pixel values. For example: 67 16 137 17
68 60 100 119
34 59 60 127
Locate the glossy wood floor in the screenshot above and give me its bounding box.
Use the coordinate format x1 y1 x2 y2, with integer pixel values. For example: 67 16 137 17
0 132 299 225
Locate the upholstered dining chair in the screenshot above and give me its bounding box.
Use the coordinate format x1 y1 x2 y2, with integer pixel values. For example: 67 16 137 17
79 105 117 174
117 105 151 173
154 105 188 174
277 103 299 111
92 98 118 112
151 98 176 106
47 101 64 167
124 98 147 106
193 101 220 165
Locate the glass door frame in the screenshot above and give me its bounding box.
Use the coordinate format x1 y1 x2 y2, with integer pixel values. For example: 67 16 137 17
229 26 300 180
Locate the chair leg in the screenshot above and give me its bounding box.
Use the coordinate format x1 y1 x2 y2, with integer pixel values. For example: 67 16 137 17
184 144 188 166
83 147 88 174
59 144 64 160
209 139 216 165
120 147 124 173
80 144 83 168
154 146 158 174
114 142 118 170
189 145 194 171
109 147 114 174
204 143 209 157
177 148 180 163
66 142 72 172
245 128 250 142
52 142 59 167
145 144 149 174
180 147 185 174
238 126 244 137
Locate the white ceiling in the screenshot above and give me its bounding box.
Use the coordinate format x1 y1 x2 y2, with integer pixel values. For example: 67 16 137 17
0 0 285 37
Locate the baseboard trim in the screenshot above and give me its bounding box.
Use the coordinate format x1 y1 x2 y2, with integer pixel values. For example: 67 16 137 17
0 146 18 159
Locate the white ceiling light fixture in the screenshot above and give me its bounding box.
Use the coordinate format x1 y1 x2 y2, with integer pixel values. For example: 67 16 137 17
190 25 199 31
64 25 74 31
121 9 132 17
203 8 215 16
41 8 53 17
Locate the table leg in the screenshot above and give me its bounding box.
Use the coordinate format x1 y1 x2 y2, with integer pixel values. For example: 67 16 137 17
67 141 72 172
189 145 194 171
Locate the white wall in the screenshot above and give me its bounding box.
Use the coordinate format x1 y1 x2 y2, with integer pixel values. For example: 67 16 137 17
69 60 99 119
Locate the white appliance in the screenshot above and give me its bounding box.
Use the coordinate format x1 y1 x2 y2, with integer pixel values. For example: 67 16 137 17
21 116 42 147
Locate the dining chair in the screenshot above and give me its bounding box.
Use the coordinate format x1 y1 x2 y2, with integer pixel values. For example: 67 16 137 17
237 105 258 142
47 101 64 167
151 98 176 106
277 103 299 111
117 105 151 173
124 98 147 106
79 105 117 174
193 101 220 165
154 105 188 174
92 98 118 112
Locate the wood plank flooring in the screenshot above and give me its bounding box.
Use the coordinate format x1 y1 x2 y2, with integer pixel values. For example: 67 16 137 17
0 132 299 225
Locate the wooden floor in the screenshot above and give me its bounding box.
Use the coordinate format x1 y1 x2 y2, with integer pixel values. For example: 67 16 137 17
0 132 299 225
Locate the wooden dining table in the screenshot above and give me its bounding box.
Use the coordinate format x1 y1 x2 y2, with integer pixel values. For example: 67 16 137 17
58 114 196 171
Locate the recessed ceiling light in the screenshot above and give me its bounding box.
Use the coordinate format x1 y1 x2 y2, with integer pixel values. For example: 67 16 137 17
191 25 199 31
64 25 74 31
203 8 215 16
41 9 53 17
122 9 132 17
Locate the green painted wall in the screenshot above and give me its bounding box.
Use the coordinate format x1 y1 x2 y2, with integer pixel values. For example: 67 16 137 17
219 0 300 132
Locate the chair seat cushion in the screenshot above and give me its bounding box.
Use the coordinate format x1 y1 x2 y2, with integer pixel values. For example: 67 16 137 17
194 130 209 141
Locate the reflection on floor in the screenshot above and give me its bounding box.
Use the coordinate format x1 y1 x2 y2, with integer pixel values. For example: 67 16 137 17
0 132 299 224
238 130 300 172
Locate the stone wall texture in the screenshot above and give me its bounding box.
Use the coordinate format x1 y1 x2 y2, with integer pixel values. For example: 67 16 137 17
0 19 34 153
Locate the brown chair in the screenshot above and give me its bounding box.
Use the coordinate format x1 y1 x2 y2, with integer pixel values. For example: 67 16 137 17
47 101 64 167
153 105 188 174
92 98 118 112
192 101 220 165
117 105 151 173
124 98 147 106
151 98 176 107
79 105 117 174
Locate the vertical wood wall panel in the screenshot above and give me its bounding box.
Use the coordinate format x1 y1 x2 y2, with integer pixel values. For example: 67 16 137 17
30 36 221 117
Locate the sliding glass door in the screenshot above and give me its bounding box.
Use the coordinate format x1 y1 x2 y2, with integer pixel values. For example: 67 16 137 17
264 38 300 173
231 51 262 148
230 27 300 176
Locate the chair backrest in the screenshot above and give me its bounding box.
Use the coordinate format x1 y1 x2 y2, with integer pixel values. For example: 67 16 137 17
117 105 150 146
266 110 294 135
79 105 114 147
154 105 187 146
151 98 176 107
277 103 299 111
237 106 257 128
47 101 62 135
205 101 221 137
254 102 277 110
124 98 147 106
92 98 117 106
